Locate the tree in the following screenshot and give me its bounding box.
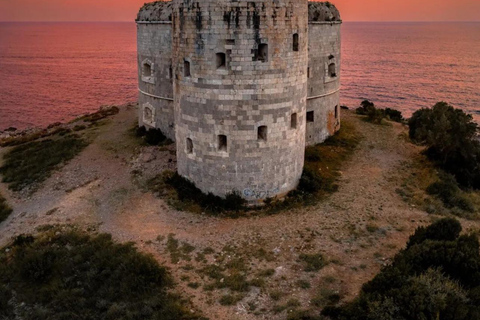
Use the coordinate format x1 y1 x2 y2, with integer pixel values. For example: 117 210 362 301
408 102 480 188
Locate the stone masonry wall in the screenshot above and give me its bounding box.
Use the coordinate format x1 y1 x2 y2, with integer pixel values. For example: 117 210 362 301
137 22 175 140
306 22 341 145
172 0 308 202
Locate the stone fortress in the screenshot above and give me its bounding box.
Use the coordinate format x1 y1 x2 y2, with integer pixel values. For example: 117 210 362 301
136 0 341 204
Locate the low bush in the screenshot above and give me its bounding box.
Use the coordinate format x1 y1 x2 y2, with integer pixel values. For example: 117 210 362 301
0 192 12 223
148 171 246 216
323 218 480 320
385 108 403 122
0 228 203 320
426 174 475 213
135 126 172 146
0 135 89 191
409 102 480 189
356 100 403 124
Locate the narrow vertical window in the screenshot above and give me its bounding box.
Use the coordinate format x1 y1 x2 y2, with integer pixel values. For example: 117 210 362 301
186 138 193 154
258 126 267 141
169 65 173 79
143 62 152 77
307 67 310 78
216 52 226 69
335 105 339 119
291 113 297 129
328 63 336 78
184 60 191 77
307 111 314 123
293 33 299 52
218 135 227 152
258 44 268 62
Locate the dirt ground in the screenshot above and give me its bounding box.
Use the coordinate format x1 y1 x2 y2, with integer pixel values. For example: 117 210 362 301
1 104 479 319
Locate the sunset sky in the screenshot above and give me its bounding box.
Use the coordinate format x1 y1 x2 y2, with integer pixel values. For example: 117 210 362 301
1 0 479 22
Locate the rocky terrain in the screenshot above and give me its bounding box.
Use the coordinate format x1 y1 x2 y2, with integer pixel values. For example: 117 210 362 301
1 104 479 319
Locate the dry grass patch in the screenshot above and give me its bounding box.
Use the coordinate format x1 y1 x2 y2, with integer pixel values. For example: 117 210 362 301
0 192 12 223
0 134 89 192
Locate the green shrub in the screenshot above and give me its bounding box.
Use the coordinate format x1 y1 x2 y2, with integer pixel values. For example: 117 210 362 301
385 108 403 123
154 171 246 215
408 102 480 189
299 253 327 272
0 192 12 223
0 135 89 191
0 229 203 320
406 217 462 248
426 174 475 213
135 126 172 146
356 100 376 115
356 100 403 124
323 218 480 320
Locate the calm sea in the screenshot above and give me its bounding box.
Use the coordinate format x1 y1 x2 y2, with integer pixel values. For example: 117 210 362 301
0 22 479 130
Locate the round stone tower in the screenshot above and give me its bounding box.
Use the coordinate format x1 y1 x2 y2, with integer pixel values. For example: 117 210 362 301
306 2 342 145
136 1 175 140
172 0 308 202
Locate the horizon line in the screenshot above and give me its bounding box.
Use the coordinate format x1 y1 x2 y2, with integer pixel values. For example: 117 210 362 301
1 20 479 23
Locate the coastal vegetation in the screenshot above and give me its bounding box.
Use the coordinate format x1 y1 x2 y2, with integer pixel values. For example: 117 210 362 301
0 192 12 222
322 218 480 320
356 100 404 124
135 125 173 146
409 102 480 189
0 227 202 320
0 134 88 191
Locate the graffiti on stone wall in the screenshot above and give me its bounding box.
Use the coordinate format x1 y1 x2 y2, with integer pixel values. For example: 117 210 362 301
243 187 280 199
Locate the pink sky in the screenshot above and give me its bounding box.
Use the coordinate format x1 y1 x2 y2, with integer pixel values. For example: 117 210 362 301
1 0 479 22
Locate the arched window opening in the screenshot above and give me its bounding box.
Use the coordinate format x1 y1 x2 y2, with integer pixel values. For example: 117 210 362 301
218 135 227 152
328 63 336 78
258 126 267 141
293 33 299 52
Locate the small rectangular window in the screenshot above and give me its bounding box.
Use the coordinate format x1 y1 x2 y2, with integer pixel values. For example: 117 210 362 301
258 44 268 62
186 138 193 154
307 67 310 78
291 113 297 129
293 33 299 52
335 105 339 119
169 65 173 79
218 135 227 152
184 60 191 77
307 111 314 123
216 52 226 69
258 126 267 141
328 63 336 78
143 63 152 77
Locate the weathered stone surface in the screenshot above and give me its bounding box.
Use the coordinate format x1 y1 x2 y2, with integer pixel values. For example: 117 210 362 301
306 20 341 145
136 0 342 202
308 2 341 22
136 1 172 22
